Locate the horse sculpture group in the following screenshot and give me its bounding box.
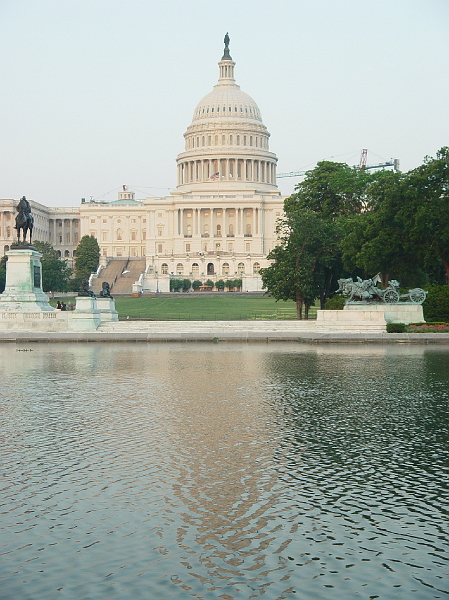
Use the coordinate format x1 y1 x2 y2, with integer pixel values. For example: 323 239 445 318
336 273 427 304
14 196 34 245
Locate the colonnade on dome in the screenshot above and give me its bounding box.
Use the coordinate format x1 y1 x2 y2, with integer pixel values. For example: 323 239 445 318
177 158 277 186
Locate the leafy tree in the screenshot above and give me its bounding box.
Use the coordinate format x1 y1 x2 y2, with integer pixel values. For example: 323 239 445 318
182 278 191 292
33 241 72 292
405 147 449 284
192 280 202 290
261 208 339 319
74 235 100 279
215 279 225 290
205 279 214 288
170 279 183 292
423 285 449 321
0 255 7 293
288 160 372 219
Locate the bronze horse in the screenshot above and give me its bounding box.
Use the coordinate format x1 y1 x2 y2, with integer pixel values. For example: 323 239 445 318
14 196 34 244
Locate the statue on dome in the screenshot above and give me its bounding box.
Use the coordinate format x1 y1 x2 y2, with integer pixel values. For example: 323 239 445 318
222 33 231 60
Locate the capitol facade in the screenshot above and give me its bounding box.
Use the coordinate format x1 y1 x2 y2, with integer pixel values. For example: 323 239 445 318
0 38 285 292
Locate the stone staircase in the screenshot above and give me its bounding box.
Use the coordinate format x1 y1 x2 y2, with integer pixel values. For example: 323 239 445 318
91 260 128 295
111 259 146 295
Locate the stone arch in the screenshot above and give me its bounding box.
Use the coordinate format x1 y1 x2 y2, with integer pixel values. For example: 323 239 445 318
207 263 215 275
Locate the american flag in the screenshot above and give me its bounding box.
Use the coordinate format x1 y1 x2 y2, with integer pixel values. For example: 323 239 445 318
210 172 220 180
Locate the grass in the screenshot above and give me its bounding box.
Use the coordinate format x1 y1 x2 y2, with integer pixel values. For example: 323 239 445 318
50 295 314 320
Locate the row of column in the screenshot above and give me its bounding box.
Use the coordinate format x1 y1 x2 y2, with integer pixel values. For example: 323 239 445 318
49 219 79 246
177 207 262 237
178 158 276 186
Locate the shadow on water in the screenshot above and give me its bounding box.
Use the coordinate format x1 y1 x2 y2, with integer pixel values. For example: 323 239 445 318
0 343 448 599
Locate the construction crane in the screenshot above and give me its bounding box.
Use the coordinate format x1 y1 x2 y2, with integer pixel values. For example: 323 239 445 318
359 149 400 172
277 150 400 179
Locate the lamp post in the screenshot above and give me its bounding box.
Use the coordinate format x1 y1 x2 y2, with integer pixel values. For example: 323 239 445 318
155 270 159 293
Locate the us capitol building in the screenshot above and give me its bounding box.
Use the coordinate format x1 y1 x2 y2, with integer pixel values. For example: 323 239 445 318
0 37 285 293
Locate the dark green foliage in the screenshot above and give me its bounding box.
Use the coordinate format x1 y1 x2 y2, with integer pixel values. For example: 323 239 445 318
192 280 202 290
182 278 191 292
0 255 7 293
74 235 100 279
260 208 339 319
387 323 406 333
170 279 183 292
205 279 214 288
423 285 449 322
324 295 345 310
33 241 72 292
215 279 225 290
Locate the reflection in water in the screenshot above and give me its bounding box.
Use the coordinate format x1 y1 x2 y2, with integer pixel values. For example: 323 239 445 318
0 343 448 599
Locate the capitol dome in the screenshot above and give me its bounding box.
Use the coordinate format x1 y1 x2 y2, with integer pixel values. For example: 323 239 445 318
175 38 278 193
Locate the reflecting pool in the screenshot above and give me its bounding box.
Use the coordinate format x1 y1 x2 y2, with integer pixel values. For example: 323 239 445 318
1 343 448 600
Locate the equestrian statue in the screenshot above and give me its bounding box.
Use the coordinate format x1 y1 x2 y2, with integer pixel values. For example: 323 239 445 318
14 196 34 245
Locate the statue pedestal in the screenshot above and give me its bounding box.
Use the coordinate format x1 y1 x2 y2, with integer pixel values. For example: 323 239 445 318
0 247 53 312
96 297 119 321
344 303 424 324
316 309 387 331
69 297 101 331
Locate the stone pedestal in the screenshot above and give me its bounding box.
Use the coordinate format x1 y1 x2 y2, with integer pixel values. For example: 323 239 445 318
96 297 119 322
344 303 424 324
0 247 53 312
69 297 101 331
316 309 387 331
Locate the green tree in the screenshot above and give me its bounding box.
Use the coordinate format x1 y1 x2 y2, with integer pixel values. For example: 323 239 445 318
215 279 225 290
288 160 371 219
182 278 192 292
74 235 100 279
260 208 339 319
192 279 202 291
205 279 214 288
170 279 183 292
33 241 72 292
405 147 449 284
0 255 7 293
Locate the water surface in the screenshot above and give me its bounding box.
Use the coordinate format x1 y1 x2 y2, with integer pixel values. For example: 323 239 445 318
1 343 448 599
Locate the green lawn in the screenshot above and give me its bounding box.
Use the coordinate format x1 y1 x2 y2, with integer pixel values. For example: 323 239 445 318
51 295 314 320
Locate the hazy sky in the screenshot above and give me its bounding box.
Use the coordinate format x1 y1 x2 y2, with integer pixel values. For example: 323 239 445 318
1 0 448 206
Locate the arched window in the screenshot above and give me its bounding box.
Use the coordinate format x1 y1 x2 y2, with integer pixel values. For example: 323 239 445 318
253 262 260 274
222 262 230 275
64 250 70 257
176 263 184 275
57 250 62 258
228 224 234 236
186 224 192 236
216 224 221 236
161 263 168 274
192 263 199 276
116 228 122 241
246 224 252 235
207 263 215 275
238 262 245 274
4 245 10 253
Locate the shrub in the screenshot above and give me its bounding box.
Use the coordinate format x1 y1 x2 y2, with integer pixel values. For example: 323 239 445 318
387 323 406 333
324 295 345 310
192 280 202 291
423 285 449 322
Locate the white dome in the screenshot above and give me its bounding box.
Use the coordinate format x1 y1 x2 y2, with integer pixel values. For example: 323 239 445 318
192 86 263 123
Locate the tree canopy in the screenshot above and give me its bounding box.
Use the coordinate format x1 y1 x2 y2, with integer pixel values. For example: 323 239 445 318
74 235 100 280
262 149 449 318
33 241 72 292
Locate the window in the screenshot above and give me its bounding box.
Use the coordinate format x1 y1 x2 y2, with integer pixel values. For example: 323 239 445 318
59 235 62 243
91 219 95 224
102 248 107 256
176 263 184 275
158 226 163 236
64 250 70 257
228 243 233 252
246 243 251 252
238 262 245 274
185 243 190 252
66 233 70 243
116 229 122 241
192 263 199 276
222 262 230 275
132 219 136 224
142 229 146 240
131 230 137 241
102 231 108 241
161 263 168 274
157 244 162 254
103 218 107 223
